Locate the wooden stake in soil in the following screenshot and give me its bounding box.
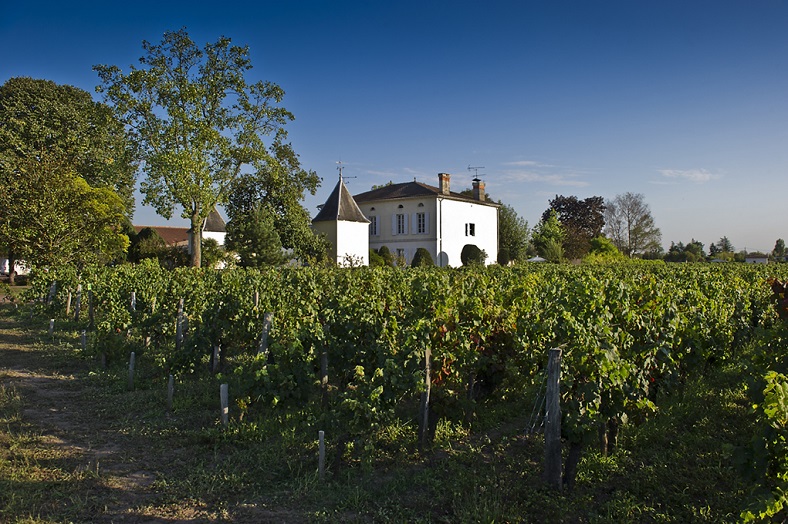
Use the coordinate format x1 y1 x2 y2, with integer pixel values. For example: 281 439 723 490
220 383 229 427
128 352 136 391
81 330 87 351
544 348 562 491
212 344 221 374
74 284 82 322
320 348 329 409
47 281 57 305
130 291 136 312
176 298 184 351
66 291 72 316
253 291 259 309
318 430 326 481
167 374 174 412
419 346 432 450
87 286 95 331
257 312 273 358
48 319 54 337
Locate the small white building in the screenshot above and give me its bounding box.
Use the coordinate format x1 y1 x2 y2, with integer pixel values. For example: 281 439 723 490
353 173 499 267
312 175 370 266
745 254 770 264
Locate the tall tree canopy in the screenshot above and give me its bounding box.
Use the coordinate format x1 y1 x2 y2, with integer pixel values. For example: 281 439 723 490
604 192 661 257
0 152 129 269
542 195 605 259
95 28 308 267
498 203 529 264
531 209 565 262
0 77 136 279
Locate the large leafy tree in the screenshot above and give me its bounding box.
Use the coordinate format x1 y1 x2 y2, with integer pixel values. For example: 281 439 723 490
498 203 529 264
542 195 605 259
95 28 304 267
0 77 136 280
0 152 129 269
224 204 287 268
531 209 565 262
604 192 661 257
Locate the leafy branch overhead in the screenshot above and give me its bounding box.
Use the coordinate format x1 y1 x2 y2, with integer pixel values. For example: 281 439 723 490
95 28 314 267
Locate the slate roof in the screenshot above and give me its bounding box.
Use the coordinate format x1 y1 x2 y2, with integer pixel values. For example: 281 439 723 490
204 208 226 232
133 226 190 246
312 177 370 223
353 181 498 206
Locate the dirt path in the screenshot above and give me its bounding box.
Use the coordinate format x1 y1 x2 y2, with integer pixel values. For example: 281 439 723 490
0 309 212 523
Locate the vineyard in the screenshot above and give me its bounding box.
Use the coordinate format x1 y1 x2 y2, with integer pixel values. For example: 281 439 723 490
12 261 788 521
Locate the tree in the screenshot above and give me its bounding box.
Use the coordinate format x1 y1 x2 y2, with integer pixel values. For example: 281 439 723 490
224 204 287 268
583 236 625 263
774 239 785 260
0 77 136 281
604 192 661 257
411 247 435 267
498 203 530 263
377 246 395 267
531 209 565 262
717 236 734 253
461 244 487 266
0 152 129 269
95 28 299 267
542 195 605 259
129 227 166 263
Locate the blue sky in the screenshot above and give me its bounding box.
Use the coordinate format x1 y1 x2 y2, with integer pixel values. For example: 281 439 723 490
3 1 788 253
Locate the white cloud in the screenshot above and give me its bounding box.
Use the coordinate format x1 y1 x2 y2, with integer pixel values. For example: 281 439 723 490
501 170 590 187
658 168 721 183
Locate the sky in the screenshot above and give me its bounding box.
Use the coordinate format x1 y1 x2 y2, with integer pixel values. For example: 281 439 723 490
3 0 788 253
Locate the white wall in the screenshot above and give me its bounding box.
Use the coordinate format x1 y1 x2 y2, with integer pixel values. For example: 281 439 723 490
312 220 369 266
358 196 498 267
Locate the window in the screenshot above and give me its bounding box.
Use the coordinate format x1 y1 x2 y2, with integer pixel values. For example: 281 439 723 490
396 214 406 235
369 216 378 236
396 248 406 264
417 212 426 234
465 223 476 236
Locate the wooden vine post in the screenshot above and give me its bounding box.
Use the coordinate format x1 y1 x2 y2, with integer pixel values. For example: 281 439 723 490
257 312 273 358
544 348 563 491
220 383 229 427
419 346 432 451
74 284 82 322
176 298 184 351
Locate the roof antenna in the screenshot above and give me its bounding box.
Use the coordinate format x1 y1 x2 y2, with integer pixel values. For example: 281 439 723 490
468 165 485 180
336 160 357 184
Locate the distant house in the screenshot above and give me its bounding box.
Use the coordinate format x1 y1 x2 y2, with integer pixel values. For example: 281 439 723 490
312 174 370 266
352 173 499 267
745 253 770 264
135 209 227 254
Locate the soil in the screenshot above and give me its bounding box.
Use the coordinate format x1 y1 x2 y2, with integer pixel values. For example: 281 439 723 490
0 304 305 523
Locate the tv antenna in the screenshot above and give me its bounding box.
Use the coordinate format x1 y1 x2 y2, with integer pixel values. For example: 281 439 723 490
336 161 357 183
468 165 485 180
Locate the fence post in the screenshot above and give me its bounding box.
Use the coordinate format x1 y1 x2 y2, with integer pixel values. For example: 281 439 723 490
212 344 221 375
74 284 82 322
130 291 136 312
320 348 329 409
48 319 54 338
319 430 326 481
81 330 87 351
419 346 432 450
127 352 136 391
66 291 72 317
257 312 273 358
544 348 562 491
220 383 229 427
176 298 184 351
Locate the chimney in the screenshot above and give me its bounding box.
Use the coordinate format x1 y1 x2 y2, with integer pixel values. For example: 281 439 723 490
472 177 485 201
438 172 451 195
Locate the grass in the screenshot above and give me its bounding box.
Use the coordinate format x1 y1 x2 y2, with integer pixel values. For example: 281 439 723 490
0 303 765 523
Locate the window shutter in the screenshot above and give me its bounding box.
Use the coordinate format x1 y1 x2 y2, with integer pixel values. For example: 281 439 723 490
425 212 430 235
404 214 409 235
391 214 397 236
411 213 418 234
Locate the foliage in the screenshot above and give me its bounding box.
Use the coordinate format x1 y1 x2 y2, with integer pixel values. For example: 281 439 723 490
0 76 136 212
543 195 605 259
96 28 300 267
368 248 385 267
460 244 486 266
410 247 435 267
225 204 287 267
376 246 395 267
497 203 529 263
531 210 565 261
583 236 626 263
200 238 228 268
774 239 786 260
128 227 166 263
665 239 706 262
604 192 661 257
0 152 129 268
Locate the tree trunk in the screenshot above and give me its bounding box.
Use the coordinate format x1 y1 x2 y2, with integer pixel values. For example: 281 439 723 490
190 214 202 268
7 251 16 286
